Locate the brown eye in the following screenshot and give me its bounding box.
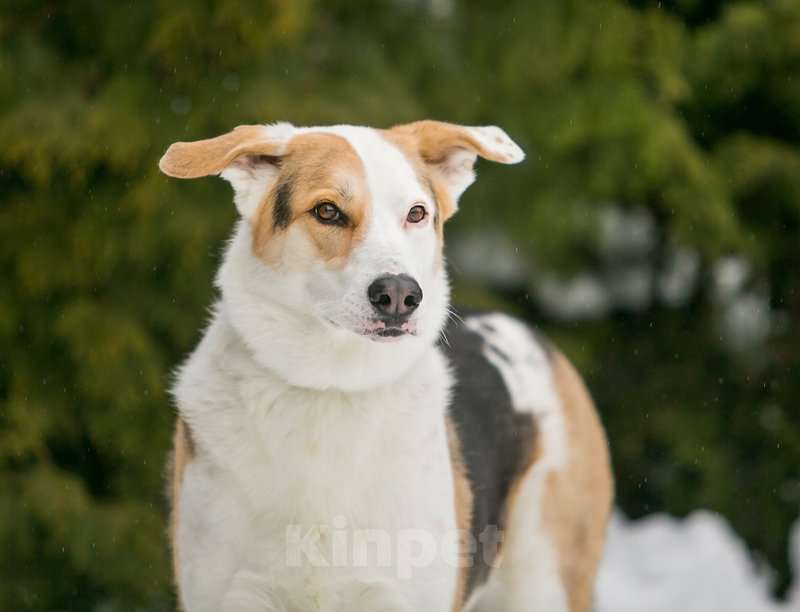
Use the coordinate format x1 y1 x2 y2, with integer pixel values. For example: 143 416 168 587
406 204 427 224
312 201 345 225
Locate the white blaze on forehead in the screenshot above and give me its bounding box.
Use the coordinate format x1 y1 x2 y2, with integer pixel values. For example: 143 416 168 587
298 125 428 214
350 127 427 214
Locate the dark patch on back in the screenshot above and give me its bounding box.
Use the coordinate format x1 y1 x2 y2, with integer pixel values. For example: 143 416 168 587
439 309 540 597
272 176 293 229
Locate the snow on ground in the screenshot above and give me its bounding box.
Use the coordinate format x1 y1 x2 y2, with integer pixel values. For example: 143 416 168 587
597 511 800 612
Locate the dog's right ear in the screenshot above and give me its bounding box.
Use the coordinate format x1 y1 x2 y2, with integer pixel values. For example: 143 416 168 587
159 123 295 218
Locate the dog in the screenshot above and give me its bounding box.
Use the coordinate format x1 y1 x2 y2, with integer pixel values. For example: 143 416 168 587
160 120 613 612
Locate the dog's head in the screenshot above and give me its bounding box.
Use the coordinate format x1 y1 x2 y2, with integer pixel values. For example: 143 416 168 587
160 121 523 391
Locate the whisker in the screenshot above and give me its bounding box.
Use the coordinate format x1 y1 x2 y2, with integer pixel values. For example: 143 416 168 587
446 307 464 325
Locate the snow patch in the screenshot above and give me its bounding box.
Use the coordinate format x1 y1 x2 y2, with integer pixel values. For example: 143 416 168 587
597 511 800 612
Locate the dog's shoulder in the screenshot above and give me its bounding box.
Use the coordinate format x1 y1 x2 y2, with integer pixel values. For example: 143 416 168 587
438 307 554 428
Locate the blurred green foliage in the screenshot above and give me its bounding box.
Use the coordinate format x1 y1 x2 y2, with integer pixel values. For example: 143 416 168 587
1 0 799 609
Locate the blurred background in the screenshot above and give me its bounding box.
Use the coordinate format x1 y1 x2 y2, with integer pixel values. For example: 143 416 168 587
2 0 799 609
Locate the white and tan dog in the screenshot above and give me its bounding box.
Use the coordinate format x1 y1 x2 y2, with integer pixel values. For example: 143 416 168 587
160 120 612 612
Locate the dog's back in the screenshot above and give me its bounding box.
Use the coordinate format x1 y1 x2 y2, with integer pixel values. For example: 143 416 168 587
442 311 613 611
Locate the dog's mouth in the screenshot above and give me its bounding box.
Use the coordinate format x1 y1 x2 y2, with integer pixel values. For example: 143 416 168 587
368 327 411 341
361 318 417 342
323 317 418 342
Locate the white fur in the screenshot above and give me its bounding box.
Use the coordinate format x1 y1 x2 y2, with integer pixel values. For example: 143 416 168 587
174 315 457 611
463 313 569 612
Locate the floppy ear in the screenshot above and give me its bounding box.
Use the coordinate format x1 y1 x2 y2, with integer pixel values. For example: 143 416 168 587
159 122 295 218
389 120 524 219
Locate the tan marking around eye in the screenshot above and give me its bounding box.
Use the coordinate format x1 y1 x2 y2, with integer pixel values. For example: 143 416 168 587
251 133 370 266
380 129 450 264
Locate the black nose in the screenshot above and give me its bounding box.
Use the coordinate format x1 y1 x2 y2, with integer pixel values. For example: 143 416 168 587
367 274 423 318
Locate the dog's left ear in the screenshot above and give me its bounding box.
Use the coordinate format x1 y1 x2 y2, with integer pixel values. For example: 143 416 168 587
159 123 295 218
389 120 524 220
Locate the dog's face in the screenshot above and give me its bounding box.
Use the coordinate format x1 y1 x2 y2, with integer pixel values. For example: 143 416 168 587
160 121 523 390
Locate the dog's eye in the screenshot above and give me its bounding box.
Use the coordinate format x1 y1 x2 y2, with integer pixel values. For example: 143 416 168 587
406 204 427 224
312 201 344 225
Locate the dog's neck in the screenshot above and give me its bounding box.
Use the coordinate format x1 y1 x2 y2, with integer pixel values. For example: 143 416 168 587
219 302 438 393
208 304 440 398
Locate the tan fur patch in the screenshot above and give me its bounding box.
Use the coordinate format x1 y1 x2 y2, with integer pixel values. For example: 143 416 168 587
252 132 370 266
389 120 513 165
542 351 614 612
384 120 522 247
168 417 195 609
446 417 474 612
382 128 457 223
159 125 284 179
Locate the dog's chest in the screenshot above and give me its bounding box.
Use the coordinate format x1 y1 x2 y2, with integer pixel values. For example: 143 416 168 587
174 319 462 610
235 384 451 525
179 329 456 532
